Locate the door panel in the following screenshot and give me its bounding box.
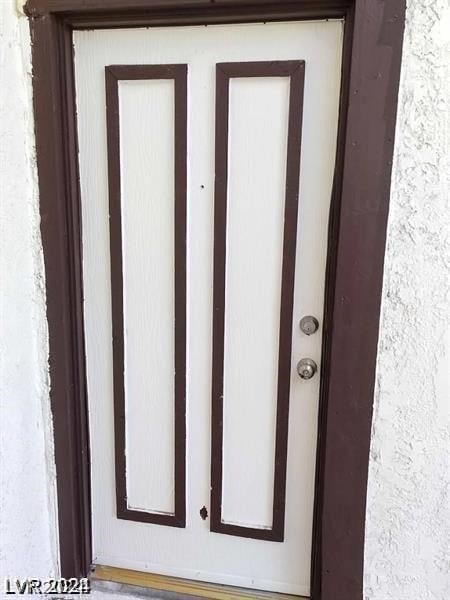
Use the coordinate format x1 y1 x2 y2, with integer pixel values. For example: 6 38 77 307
222 76 288 532
122 77 177 516
105 64 187 526
211 61 305 542
74 20 343 596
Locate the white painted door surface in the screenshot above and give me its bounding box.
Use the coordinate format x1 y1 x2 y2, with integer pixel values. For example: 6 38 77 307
75 20 343 597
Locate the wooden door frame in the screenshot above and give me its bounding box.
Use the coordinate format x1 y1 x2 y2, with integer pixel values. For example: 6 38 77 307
24 1 406 598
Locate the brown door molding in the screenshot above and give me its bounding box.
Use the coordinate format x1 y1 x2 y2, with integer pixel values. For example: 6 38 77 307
211 60 305 543
24 2 406 599
105 63 188 528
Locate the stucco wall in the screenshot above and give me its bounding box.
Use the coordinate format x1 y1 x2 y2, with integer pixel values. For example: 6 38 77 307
364 2 450 599
0 1 448 599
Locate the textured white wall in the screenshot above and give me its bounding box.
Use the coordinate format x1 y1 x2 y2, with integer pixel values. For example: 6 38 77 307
0 0 59 587
0 0 448 598
363 2 450 599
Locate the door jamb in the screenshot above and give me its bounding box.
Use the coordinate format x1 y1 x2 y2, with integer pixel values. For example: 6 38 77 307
24 1 406 598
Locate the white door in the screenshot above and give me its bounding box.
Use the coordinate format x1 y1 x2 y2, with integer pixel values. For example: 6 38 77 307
74 20 343 597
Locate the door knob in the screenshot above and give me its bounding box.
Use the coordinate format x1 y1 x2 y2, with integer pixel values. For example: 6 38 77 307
299 315 319 335
297 358 317 380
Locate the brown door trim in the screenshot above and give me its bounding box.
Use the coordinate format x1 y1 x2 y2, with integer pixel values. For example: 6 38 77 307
24 1 406 598
211 60 305 543
105 63 188 528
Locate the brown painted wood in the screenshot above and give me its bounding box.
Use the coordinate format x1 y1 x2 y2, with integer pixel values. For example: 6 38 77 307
27 0 350 12
25 0 406 596
105 64 187 528
26 1 351 26
312 2 406 596
25 12 92 577
210 60 305 542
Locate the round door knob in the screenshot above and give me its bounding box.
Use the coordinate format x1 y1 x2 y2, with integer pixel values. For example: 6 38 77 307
297 358 318 380
299 315 319 335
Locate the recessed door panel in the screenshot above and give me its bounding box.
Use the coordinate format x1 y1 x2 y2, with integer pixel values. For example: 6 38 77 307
75 19 343 596
121 77 176 516
212 62 305 541
105 65 187 526
222 75 288 532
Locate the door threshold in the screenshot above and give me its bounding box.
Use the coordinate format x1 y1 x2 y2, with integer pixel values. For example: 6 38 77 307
91 565 307 600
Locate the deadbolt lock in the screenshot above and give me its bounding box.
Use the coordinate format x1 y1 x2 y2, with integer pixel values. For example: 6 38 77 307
297 358 318 380
299 315 319 335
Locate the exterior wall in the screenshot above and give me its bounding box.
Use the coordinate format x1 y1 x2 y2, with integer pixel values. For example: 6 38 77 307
363 1 450 598
0 0 59 586
0 1 448 599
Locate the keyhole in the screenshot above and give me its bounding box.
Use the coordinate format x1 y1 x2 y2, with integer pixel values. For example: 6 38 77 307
200 506 208 520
